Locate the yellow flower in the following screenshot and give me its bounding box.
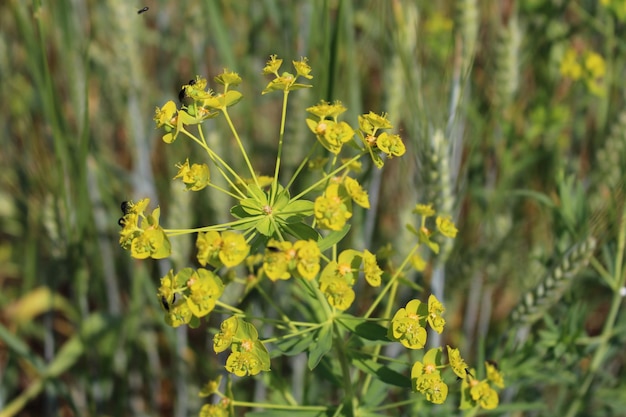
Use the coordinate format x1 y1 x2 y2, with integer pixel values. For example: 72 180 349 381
436 215 458 238
358 111 392 135
343 176 370 209
262 54 283 75
214 316 238 353
306 100 347 119
263 240 292 281
411 348 448 404
410 252 427 272
165 299 193 327
294 240 321 280
485 360 505 388
319 276 355 310
196 231 223 267
470 380 499 410
199 403 228 417
174 158 210 191
413 204 436 217
447 345 469 379
219 231 250 267
198 376 222 397
186 268 224 317
427 294 446 333
560 48 582 80
376 132 406 157
314 183 352 231
157 270 178 310
306 119 354 154
154 100 178 128
293 57 313 79
362 249 382 287
214 69 242 87
225 351 261 377
388 299 428 349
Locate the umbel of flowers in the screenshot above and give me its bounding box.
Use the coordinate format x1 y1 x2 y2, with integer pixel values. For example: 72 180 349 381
119 55 504 413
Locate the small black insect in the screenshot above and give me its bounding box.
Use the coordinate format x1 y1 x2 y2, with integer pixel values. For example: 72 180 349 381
137 6 149 14
121 201 132 214
178 79 197 103
266 245 281 253
486 359 499 370
456 368 474 381
118 217 126 227
160 293 178 311
160 296 170 311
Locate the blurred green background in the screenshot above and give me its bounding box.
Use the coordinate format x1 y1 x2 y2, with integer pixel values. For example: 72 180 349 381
1 0 625 416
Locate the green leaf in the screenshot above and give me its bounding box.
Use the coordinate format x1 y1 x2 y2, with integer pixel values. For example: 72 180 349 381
273 188 291 210
308 322 333 370
318 224 350 251
283 199 314 216
0 322 46 372
255 217 273 236
351 356 411 388
230 204 248 219
224 90 243 107
273 331 316 357
240 197 264 215
247 183 268 202
45 336 84 378
337 315 390 342
283 221 320 241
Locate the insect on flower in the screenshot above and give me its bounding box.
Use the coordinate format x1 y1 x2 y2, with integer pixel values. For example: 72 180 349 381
137 6 149 14
118 217 126 227
121 201 132 215
161 293 178 311
178 79 197 103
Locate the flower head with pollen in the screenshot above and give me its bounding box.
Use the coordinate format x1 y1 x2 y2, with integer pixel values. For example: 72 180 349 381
388 299 428 349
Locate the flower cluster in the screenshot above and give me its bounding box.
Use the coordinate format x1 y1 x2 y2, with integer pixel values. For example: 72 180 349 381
449 346 504 410
157 268 224 328
407 203 458 255
196 231 250 268
262 239 321 281
262 55 313 94
174 158 210 191
118 199 171 259
409 345 505 408
388 295 444 349
157 268 224 327
559 47 606 96
411 348 448 404
305 102 406 168
312 175 370 232
213 316 270 377
318 249 383 310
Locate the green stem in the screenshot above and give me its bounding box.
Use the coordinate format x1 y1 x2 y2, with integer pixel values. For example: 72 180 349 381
292 153 363 201
255 283 300 332
221 107 260 188
364 242 421 319
333 321 356 415
284 142 320 190
361 276 399 396
271 90 290 202
179 127 246 199
231 401 327 411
